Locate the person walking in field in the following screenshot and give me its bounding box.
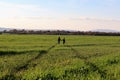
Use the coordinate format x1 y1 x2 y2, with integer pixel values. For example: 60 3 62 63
58 36 61 44
63 37 65 44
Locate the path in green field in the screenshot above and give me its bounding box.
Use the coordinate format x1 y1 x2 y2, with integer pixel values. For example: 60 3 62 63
1 43 57 80
16 43 57 71
64 45 107 79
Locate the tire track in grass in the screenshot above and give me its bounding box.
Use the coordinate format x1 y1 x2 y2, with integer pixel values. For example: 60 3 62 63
65 45 87 60
65 45 107 79
0 50 36 56
65 45 113 59
35 45 108 79
1 43 57 80
16 43 57 71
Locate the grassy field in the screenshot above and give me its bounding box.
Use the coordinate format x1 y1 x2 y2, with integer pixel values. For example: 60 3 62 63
0 35 120 80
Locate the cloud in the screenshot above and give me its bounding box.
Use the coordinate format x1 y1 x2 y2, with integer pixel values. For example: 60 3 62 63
0 16 120 31
0 1 120 31
0 1 50 18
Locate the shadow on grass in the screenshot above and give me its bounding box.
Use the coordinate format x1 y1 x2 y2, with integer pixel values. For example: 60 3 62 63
107 59 119 65
67 43 114 47
0 44 57 56
0 50 36 56
1 74 18 80
110 45 120 47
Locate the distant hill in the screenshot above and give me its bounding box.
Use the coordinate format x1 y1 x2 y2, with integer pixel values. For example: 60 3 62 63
92 29 120 33
0 27 12 31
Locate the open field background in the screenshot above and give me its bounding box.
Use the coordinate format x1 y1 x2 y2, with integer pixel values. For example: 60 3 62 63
0 35 120 80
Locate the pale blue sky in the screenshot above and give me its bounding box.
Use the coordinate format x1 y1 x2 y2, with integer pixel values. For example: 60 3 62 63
1 0 120 18
0 0 120 31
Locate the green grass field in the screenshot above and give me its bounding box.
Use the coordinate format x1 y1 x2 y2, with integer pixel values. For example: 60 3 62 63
0 35 120 80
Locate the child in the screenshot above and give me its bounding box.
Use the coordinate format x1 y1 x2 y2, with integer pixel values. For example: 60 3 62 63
63 37 65 44
58 37 61 44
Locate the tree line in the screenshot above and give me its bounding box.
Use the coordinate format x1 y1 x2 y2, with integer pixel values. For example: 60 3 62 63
0 29 120 36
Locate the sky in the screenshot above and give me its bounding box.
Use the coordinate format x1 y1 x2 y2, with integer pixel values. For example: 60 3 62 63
0 0 120 31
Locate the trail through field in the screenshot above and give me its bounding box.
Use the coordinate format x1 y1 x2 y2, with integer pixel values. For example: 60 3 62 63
65 45 107 79
1 43 57 80
65 44 114 60
15 43 57 72
65 45 87 60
